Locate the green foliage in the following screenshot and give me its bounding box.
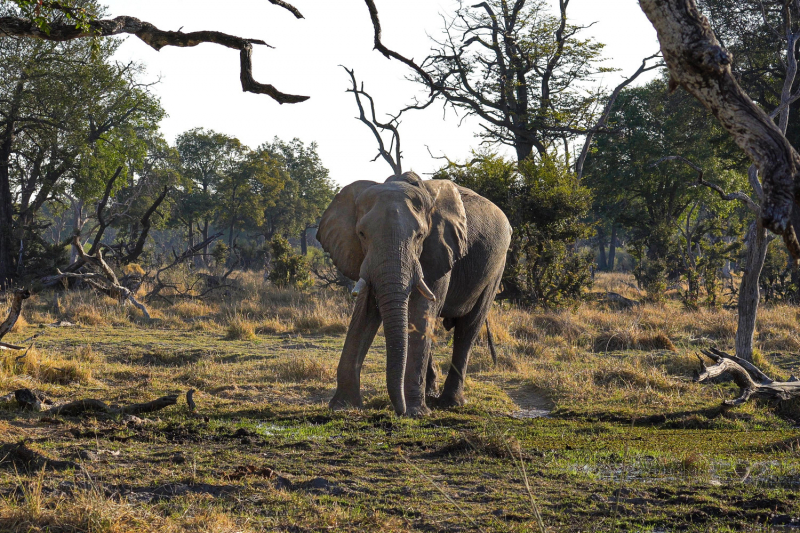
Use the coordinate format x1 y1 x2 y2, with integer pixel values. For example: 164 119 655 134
437 152 594 307
760 240 798 303
268 235 312 290
211 242 229 269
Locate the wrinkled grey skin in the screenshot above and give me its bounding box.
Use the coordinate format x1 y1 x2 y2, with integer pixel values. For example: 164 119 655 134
317 172 512 416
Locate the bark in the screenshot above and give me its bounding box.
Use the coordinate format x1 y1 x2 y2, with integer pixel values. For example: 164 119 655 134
638 0 800 259
0 81 25 288
0 12 308 105
120 185 169 264
300 225 308 256
735 221 770 362
87 166 123 256
596 225 608 271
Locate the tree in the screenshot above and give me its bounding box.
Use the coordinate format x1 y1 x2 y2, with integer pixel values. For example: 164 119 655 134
262 138 336 254
175 128 244 265
0 12 163 286
639 0 800 361
218 148 287 249
584 77 748 294
415 0 608 162
435 152 593 306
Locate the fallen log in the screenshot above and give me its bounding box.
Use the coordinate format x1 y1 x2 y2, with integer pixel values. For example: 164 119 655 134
695 347 800 406
8 387 181 417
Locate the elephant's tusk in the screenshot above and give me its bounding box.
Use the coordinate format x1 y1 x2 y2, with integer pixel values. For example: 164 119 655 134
351 278 367 298
416 279 436 302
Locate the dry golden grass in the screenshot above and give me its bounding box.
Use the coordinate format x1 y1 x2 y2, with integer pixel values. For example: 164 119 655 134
273 356 333 382
0 472 250 533
0 346 92 386
224 315 257 341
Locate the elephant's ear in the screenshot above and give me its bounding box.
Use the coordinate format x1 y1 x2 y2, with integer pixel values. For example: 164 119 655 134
317 180 377 281
421 180 468 282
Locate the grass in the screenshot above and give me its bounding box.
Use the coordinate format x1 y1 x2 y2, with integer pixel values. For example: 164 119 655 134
0 272 798 531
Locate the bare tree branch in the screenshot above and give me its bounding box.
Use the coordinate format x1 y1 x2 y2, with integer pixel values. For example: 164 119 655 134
650 155 759 213
575 53 662 180
695 348 800 406
0 14 309 104
343 66 402 175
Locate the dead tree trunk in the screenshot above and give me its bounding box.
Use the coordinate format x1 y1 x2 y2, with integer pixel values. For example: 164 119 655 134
41 236 151 319
696 348 800 407
0 289 30 351
639 0 800 259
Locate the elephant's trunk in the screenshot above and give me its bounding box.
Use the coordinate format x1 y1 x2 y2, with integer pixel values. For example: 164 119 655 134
377 285 409 416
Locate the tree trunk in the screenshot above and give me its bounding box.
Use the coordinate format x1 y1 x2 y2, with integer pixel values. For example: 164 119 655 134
202 220 210 266
596 225 608 271
735 221 769 363
607 224 618 272
0 130 16 289
300 226 308 256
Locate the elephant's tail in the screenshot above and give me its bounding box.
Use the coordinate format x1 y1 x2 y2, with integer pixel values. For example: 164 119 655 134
486 320 497 366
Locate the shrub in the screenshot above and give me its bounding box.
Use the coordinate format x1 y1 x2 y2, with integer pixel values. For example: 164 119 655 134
268 235 312 290
436 153 594 308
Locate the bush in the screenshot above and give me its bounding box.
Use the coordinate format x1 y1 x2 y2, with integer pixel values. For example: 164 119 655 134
437 153 594 307
267 235 312 290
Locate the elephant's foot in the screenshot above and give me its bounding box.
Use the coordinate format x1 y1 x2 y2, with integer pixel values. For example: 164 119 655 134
405 402 431 418
329 388 363 410
433 391 467 409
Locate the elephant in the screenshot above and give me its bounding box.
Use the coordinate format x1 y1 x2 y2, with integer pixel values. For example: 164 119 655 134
317 171 512 416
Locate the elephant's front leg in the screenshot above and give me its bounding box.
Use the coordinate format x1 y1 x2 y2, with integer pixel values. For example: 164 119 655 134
329 288 381 410
404 292 436 417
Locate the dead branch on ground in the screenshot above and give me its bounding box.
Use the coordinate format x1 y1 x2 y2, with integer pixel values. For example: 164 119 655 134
41 236 151 319
145 231 225 302
9 387 181 416
695 347 800 406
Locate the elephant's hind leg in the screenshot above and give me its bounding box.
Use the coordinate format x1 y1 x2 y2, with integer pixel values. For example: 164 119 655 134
329 288 381 410
436 285 497 409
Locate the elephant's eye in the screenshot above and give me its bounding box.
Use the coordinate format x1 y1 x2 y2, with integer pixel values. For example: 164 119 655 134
358 231 365 239
416 233 423 240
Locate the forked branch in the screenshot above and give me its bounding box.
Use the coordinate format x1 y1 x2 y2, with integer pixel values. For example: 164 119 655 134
343 66 403 175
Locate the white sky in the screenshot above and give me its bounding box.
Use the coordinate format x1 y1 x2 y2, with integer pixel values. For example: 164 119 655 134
103 0 660 186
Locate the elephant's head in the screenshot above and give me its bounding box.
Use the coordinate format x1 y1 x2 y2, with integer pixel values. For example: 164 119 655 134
317 172 467 415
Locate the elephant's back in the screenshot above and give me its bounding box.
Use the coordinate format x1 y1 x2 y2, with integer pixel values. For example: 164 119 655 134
440 186 511 316
456 185 512 249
